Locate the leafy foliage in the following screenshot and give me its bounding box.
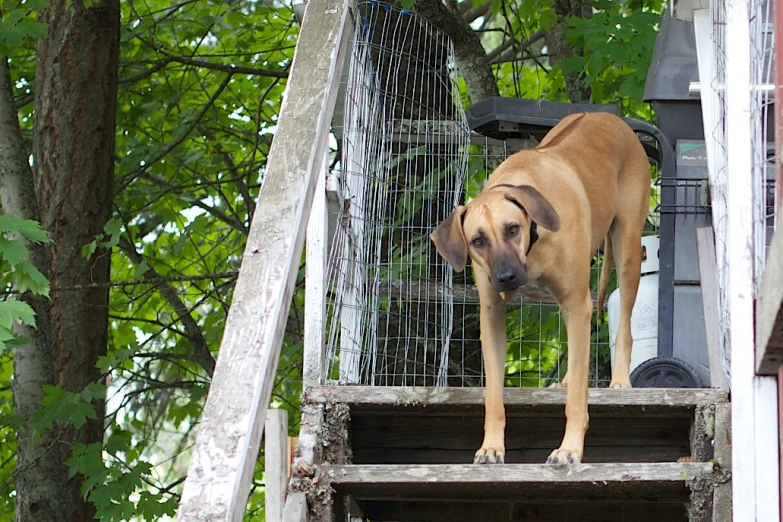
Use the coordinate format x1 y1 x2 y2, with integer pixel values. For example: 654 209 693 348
0 216 51 353
0 0 49 56
0 0 668 518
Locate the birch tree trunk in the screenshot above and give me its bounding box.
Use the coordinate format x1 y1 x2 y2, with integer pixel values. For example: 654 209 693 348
0 57 68 522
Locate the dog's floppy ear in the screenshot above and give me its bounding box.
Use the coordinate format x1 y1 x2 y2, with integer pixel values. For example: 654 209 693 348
431 205 468 272
504 185 561 232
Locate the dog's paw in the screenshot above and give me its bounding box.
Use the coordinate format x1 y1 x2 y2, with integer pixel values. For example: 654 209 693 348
474 446 505 464
548 381 567 389
545 448 582 465
609 379 632 388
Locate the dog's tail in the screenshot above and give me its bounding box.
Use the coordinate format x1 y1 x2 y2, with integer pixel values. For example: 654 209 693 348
596 234 614 317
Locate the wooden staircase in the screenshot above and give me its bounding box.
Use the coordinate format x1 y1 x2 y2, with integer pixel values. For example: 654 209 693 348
284 386 731 522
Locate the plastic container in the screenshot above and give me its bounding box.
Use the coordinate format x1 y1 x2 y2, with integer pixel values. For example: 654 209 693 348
608 235 660 377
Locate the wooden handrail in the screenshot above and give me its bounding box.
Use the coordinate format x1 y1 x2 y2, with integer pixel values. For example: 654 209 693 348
176 0 353 518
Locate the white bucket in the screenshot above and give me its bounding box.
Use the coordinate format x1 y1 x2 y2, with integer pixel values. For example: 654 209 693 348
607 235 660 377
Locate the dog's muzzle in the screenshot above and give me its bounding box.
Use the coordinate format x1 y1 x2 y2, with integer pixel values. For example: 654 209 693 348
492 263 527 293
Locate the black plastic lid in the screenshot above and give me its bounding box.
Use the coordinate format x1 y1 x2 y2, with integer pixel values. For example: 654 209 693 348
465 97 618 139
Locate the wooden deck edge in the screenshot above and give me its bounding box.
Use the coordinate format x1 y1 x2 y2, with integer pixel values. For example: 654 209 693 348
305 385 729 408
323 462 714 485
756 226 783 374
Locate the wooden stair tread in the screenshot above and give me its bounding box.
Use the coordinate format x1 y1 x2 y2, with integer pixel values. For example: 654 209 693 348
325 462 713 486
307 386 728 415
324 463 715 509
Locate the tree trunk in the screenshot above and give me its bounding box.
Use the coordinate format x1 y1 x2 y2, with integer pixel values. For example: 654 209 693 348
415 0 499 104
549 0 592 103
32 0 120 519
0 58 69 522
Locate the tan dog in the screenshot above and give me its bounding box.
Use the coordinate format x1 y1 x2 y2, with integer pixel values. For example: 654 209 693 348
431 112 650 465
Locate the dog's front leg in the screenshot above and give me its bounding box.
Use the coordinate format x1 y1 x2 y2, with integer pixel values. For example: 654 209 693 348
547 290 592 465
475 273 507 464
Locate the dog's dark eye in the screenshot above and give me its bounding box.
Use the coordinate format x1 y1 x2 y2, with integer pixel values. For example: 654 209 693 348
507 224 520 236
471 237 484 248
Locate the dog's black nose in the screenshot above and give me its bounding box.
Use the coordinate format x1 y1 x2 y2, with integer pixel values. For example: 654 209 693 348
494 266 526 291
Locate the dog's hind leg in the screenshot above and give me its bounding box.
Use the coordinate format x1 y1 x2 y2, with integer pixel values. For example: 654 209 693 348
608 222 643 388
609 155 649 388
474 272 507 464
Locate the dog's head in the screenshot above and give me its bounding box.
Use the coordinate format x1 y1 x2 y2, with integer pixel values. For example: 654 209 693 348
430 184 560 293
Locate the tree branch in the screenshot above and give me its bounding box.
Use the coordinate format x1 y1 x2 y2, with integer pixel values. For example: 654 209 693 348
462 0 492 24
119 72 232 190
119 238 217 377
488 28 547 63
121 55 288 84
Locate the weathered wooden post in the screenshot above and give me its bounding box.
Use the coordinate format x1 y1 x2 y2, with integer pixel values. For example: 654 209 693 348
176 0 353 518
265 409 289 522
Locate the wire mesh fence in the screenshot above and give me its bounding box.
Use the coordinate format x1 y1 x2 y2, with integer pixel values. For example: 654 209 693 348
707 0 732 384
323 1 470 387
321 1 661 389
704 0 776 387
749 0 776 281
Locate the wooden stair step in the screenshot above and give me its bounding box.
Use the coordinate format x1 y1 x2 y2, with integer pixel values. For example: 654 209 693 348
325 463 716 522
310 386 725 466
325 462 713 494
306 385 728 415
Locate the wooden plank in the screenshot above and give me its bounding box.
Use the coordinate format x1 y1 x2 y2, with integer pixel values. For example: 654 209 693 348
725 3 767 520
725 1 782 518
695 227 730 389
305 385 728 411
777 0 783 219
265 410 289 522
176 0 353 519
355 499 686 522
292 404 324 470
712 402 732 522
303 152 329 387
324 462 713 488
281 493 307 522
287 437 298 478
755 376 780 520
756 228 783 374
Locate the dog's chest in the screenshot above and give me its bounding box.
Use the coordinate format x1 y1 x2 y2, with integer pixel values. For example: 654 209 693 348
509 279 554 303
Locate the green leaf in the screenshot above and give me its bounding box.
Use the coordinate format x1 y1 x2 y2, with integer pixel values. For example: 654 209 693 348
0 298 36 330
105 429 132 455
82 382 107 401
0 237 30 265
82 240 98 259
15 261 51 296
134 260 150 278
99 218 123 249
66 399 97 429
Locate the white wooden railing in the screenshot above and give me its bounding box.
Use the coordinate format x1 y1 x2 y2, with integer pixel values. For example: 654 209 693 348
176 0 352 518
